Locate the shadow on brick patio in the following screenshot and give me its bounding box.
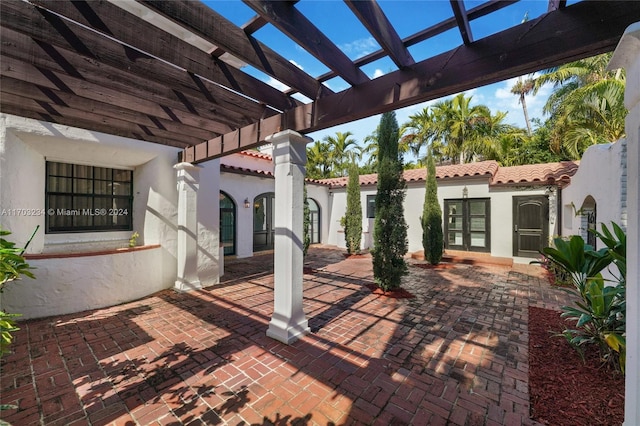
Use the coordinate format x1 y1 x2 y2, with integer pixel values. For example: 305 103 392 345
0 246 575 426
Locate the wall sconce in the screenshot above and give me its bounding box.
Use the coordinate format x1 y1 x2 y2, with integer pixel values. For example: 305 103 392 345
462 186 468 199
244 198 250 208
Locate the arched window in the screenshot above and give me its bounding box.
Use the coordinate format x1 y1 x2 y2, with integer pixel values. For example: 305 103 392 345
308 198 320 244
580 195 597 249
220 191 236 256
253 192 275 252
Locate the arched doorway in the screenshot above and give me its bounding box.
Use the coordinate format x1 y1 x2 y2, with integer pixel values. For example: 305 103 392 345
580 195 597 249
253 192 275 252
220 191 236 256
308 198 320 244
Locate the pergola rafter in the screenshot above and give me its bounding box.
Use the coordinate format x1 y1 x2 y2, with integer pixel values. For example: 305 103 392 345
1 0 639 160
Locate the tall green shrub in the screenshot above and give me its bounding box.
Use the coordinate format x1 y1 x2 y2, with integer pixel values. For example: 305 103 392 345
303 184 311 257
422 151 443 264
344 162 362 254
372 111 408 290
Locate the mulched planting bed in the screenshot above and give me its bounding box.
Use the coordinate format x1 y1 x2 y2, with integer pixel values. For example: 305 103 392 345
528 306 625 425
365 283 415 299
411 262 456 270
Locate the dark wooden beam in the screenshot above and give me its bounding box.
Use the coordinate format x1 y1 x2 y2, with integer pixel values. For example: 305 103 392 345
27 0 299 112
1 2 274 127
188 0 640 162
449 0 473 44
344 0 415 69
242 0 370 86
0 48 236 139
139 0 330 101
1 75 216 145
0 25 256 133
1 93 193 148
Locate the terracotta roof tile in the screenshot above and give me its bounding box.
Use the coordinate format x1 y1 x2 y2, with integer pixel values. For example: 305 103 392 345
239 150 272 161
221 159 579 188
221 164 273 178
319 160 499 188
491 161 579 186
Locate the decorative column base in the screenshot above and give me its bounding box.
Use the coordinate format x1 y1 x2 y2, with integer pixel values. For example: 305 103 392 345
266 314 310 345
173 279 202 293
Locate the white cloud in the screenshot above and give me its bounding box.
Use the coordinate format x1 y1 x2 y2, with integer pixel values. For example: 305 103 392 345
339 37 379 58
265 77 290 92
289 59 304 70
372 69 385 79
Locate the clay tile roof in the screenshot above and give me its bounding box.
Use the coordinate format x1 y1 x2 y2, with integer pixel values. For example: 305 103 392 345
319 160 499 188
221 164 273 178
239 150 272 161
491 161 579 186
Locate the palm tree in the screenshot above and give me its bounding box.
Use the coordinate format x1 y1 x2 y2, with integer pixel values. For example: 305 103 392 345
510 77 535 135
399 107 435 162
362 124 410 171
532 53 626 158
323 131 361 177
430 93 494 164
306 140 333 179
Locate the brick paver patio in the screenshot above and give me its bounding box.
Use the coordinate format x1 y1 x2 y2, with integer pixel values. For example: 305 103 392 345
0 246 575 426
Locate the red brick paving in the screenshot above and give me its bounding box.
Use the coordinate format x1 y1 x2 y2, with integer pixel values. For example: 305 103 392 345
1 247 575 425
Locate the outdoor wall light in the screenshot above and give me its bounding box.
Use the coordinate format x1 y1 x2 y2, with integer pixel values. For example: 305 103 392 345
462 186 468 199
244 198 250 208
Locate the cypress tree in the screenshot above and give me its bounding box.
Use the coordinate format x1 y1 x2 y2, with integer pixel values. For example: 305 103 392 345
372 111 408 291
345 161 362 254
303 183 311 257
422 151 444 264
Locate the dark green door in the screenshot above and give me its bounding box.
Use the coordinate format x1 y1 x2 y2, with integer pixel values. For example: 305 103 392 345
513 195 548 257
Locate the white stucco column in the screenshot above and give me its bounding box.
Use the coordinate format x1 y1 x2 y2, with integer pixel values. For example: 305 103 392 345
173 162 202 292
609 21 640 426
265 130 312 344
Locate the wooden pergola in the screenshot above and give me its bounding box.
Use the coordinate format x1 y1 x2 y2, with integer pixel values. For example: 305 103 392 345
2 0 640 163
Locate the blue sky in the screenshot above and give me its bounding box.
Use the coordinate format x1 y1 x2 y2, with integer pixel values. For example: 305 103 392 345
204 1 569 158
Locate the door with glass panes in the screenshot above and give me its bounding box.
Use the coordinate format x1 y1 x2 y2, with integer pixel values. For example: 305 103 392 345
444 199 490 252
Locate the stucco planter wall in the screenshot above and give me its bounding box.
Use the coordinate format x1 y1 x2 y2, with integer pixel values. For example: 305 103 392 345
1 246 169 319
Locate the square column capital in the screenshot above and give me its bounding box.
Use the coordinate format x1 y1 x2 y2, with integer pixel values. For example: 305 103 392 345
266 130 312 166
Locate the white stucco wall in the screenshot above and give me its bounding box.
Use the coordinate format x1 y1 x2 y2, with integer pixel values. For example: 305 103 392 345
560 140 626 239
219 151 331 258
1 248 165 319
0 113 182 318
327 177 549 262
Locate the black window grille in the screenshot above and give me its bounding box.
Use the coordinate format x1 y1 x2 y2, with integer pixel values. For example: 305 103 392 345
45 161 133 233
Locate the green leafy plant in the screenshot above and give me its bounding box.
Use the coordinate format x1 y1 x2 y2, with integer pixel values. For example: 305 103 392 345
0 312 21 357
541 223 626 372
344 161 362 255
128 231 139 248
0 227 36 358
